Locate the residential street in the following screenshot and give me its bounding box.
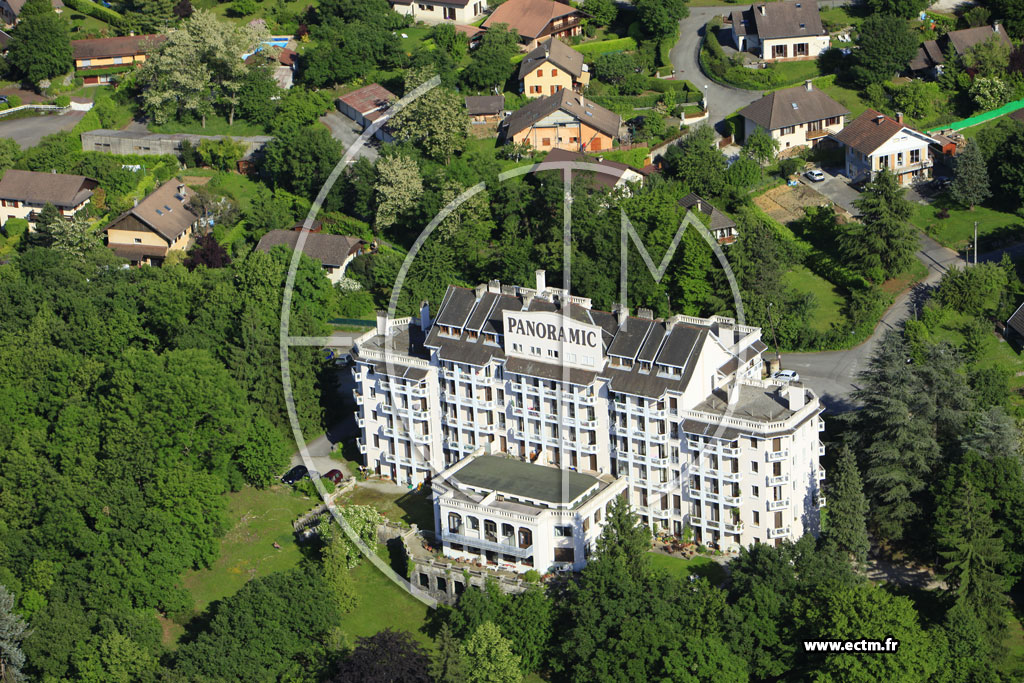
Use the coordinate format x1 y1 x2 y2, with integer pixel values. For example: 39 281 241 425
783 234 965 411
0 110 85 149
669 1 855 129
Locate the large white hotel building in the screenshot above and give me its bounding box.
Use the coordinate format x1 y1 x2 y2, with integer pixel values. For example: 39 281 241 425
351 271 826 567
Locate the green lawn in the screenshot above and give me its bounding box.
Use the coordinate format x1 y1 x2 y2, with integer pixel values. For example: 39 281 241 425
819 6 865 31
910 197 1022 250
181 486 320 613
68 12 115 37
649 553 728 585
784 264 846 332
927 309 1024 401
339 484 435 530
772 60 822 86
149 114 266 137
818 82 869 119
399 26 434 54
338 561 434 647
1001 612 1024 679
206 172 266 211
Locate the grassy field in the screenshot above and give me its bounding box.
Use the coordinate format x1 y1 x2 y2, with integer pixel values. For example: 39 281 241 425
337 561 434 648
927 309 1024 401
181 486 320 613
206 172 266 211
784 264 846 332
338 484 435 530
772 60 822 86
1001 611 1024 679
818 82 869 119
649 553 728 585
910 198 1022 250
149 114 266 137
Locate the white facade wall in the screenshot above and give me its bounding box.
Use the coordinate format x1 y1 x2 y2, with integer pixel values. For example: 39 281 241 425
393 0 487 23
352 285 826 556
761 35 830 61
744 115 845 154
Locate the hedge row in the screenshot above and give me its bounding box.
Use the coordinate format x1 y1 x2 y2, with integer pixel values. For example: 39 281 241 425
63 0 126 28
573 37 638 57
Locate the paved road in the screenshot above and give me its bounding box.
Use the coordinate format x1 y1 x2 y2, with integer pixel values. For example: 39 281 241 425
320 111 379 162
289 416 358 475
669 1 855 130
0 110 86 149
798 166 862 215
782 233 962 411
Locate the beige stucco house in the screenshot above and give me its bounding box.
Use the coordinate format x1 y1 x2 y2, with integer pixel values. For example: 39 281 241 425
501 89 622 153
0 170 97 228
833 110 939 185
389 0 487 24
255 230 365 284
727 1 829 61
738 81 848 154
104 181 200 265
483 0 587 50
519 37 590 98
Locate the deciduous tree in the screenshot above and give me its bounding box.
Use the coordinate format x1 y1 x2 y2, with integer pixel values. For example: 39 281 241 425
461 621 521 683
7 8 72 86
374 153 423 231
0 585 28 683
389 68 468 163
331 629 431 683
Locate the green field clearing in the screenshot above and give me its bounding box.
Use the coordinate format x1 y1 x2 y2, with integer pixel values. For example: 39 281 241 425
181 486 319 614
337 561 434 648
771 60 822 86
910 199 1022 250
206 172 266 211
648 553 728 585
818 82 869 119
784 264 846 332
927 310 1024 399
339 484 435 530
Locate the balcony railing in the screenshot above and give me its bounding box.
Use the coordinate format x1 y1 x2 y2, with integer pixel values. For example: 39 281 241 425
817 466 826 481
767 526 791 539
767 474 790 486
724 522 743 533
767 498 790 511
767 449 788 463
442 530 534 558
722 495 742 507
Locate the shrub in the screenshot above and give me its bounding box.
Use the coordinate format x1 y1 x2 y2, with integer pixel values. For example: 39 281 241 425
936 208 950 219
523 569 541 583
55 95 71 108
7 95 20 108
3 217 28 241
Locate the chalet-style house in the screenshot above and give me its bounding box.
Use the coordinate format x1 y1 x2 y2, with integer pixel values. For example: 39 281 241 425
255 230 365 284
726 1 829 62
833 110 939 185
518 37 590 98
737 80 848 154
104 181 200 265
337 84 395 142
543 148 646 193
71 35 166 84
483 0 586 50
0 170 97 228
389 0 487 24
500 89 622 153
910 23 1012 76
465 95 505 123
678 193 737 245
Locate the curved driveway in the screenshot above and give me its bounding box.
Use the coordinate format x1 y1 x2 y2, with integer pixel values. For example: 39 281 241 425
669 1 853 129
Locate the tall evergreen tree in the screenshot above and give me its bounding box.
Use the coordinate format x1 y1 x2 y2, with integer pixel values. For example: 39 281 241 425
823 446 871 566
852 169 917 278
0 585 28 683
950 140 991 210
937 600 1000 683
935 470 1009 639
429 623 466 683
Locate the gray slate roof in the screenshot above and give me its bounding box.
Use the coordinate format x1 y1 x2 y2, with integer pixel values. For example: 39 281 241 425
465 95 505 116
750 1 826 39
0 169 97 207
106 181 199 242
678 193 737 233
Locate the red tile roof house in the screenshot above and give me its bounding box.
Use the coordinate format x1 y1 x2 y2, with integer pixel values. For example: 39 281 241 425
71 34 166 84
336 84 396 142
255 230 366 283
0 170 97 229
483 0 588 50
832 110 940 186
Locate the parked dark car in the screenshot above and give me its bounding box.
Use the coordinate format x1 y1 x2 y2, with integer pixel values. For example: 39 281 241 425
282 465 308 484
325 469 344 484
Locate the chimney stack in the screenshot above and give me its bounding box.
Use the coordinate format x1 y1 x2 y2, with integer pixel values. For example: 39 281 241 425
728 381 741 406
758 4 766 16
804 79 813 92
420 301 431 331
718 321 735 348
896 111 904 124
783 385 805 410
637 307 654 320
375 310 387 338
535 269 546 293
614 303 628 327
994 20 1001 32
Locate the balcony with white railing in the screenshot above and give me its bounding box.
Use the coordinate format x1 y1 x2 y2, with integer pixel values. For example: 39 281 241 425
767 498 790 511
767 449 789 463
722 470 742 483
767 526 791 539
412 431 431 445
722 494 742 507
689 515 703 526
411 386 428 397
357 439 367 454
724 521 743 533
767 474 790 486
818 443 825 456
705 519 721 530
817 466 826 481
817 495 827 509
441 530 533 558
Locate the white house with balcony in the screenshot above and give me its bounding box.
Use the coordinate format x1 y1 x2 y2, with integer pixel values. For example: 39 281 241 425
833 109 939 185
432 452 627 573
